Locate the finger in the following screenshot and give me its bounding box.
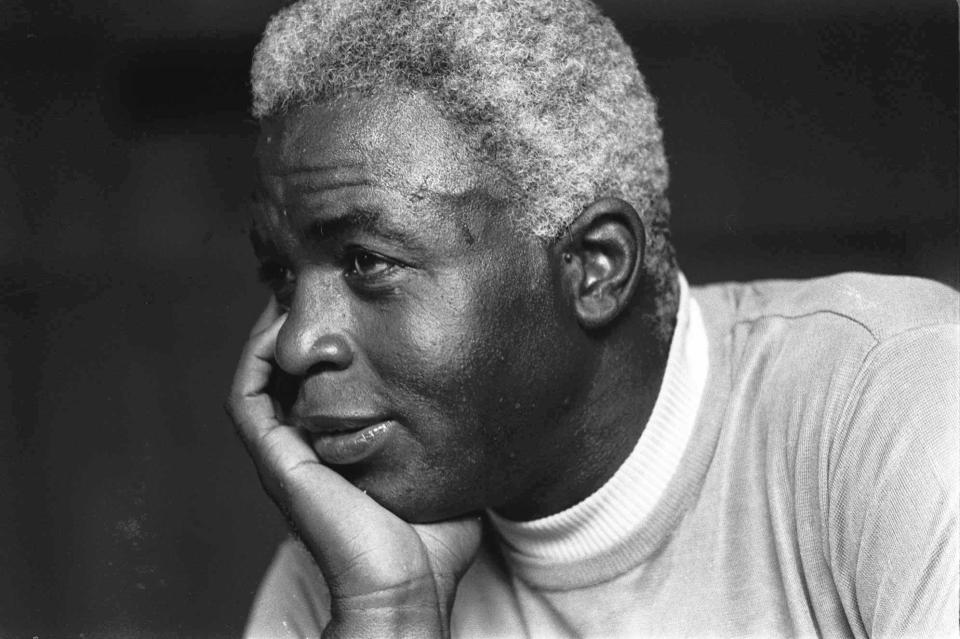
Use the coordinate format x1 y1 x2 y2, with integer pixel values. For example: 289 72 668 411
250 427 427 596
227 303 419 587
250 295 282 337
259 427 417 586
228 309 361 548
226 300 330 517
229 302 284 420
227 299 289 468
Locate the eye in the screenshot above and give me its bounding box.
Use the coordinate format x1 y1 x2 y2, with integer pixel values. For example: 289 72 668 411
345 250 397 280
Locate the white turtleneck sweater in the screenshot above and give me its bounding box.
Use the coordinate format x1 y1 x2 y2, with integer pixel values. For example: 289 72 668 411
245 273 959 638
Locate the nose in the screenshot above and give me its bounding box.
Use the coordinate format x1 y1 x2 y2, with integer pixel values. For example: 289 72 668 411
274 275 355 377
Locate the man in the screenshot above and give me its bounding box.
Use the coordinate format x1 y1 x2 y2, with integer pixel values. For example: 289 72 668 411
226 0 959 636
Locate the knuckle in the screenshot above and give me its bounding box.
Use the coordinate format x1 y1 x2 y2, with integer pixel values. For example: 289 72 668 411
256 424 284 450
284 459 322 485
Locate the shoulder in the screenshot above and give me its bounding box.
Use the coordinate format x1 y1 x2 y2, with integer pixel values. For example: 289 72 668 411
822 320 958 636
690 272 958 521
691 271 958 343
691 271 958 449
830 319 958 496
690 273 958 423
693 273 959 634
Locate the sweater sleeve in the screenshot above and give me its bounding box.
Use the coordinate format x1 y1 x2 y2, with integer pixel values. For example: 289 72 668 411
244 537 331 639
827 324 959 639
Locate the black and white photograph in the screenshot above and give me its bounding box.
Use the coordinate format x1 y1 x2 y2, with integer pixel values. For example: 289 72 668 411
1 0 957 637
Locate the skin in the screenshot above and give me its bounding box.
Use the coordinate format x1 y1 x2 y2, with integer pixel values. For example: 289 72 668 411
226 89 668 637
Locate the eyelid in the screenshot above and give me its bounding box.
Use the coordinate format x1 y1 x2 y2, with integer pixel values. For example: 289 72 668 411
342 247 406 281
342 243 406 264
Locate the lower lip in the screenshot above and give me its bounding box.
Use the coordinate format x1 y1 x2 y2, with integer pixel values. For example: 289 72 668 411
310 420 397 466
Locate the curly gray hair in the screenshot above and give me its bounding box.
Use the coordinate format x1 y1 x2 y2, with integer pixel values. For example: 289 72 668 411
251 0 679 345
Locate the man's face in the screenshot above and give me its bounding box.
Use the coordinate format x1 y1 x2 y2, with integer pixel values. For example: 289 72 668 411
253 92 591 523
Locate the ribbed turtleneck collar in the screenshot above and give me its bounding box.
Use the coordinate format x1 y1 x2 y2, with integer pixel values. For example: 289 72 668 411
487 273 709 589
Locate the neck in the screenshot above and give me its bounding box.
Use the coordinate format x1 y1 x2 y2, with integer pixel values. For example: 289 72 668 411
493 317 671 521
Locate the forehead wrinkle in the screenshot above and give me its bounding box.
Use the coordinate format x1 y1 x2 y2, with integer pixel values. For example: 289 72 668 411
297 189 489 251
289 172 487 235
273 162 481 203
260 98 503 203
261 168 501 252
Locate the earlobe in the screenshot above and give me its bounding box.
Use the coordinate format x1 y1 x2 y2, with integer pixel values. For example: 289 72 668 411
559 198 645 330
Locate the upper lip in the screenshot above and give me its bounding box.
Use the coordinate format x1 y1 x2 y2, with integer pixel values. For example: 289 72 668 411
291 414 389 434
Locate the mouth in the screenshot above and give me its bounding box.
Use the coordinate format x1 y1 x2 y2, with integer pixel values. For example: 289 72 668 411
293 415 398 466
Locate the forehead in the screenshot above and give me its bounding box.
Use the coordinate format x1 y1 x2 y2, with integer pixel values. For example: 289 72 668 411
256 91 488 198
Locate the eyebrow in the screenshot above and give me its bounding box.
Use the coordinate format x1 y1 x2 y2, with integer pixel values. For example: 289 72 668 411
268 161 368 181
303 208 420 246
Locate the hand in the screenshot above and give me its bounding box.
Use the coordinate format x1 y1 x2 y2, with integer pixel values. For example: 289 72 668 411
226 298 482 639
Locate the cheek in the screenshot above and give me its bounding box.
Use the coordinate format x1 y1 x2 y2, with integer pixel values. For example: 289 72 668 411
371 271 496 409
343 254 583 518
368 256 568 428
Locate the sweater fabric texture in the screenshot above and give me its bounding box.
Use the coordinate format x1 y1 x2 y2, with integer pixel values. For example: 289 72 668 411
245 272 960 638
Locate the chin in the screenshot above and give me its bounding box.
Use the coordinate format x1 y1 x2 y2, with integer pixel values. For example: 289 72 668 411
338 464 478 524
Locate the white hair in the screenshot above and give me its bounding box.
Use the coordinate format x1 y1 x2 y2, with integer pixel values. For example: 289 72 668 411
251 0 679 345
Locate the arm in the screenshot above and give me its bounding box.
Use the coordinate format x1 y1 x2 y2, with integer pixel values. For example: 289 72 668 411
227 299 482 639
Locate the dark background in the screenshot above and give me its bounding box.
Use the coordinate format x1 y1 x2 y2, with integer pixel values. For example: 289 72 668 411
1 0 956 636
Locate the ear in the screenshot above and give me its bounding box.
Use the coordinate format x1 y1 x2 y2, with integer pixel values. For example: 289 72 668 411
558 197 645 330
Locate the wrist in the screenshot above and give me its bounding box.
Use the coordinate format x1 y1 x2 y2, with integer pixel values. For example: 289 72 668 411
323 606 447 639
324 579 453 639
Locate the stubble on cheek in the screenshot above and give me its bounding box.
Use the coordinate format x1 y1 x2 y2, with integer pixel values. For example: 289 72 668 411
350 236 572 518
